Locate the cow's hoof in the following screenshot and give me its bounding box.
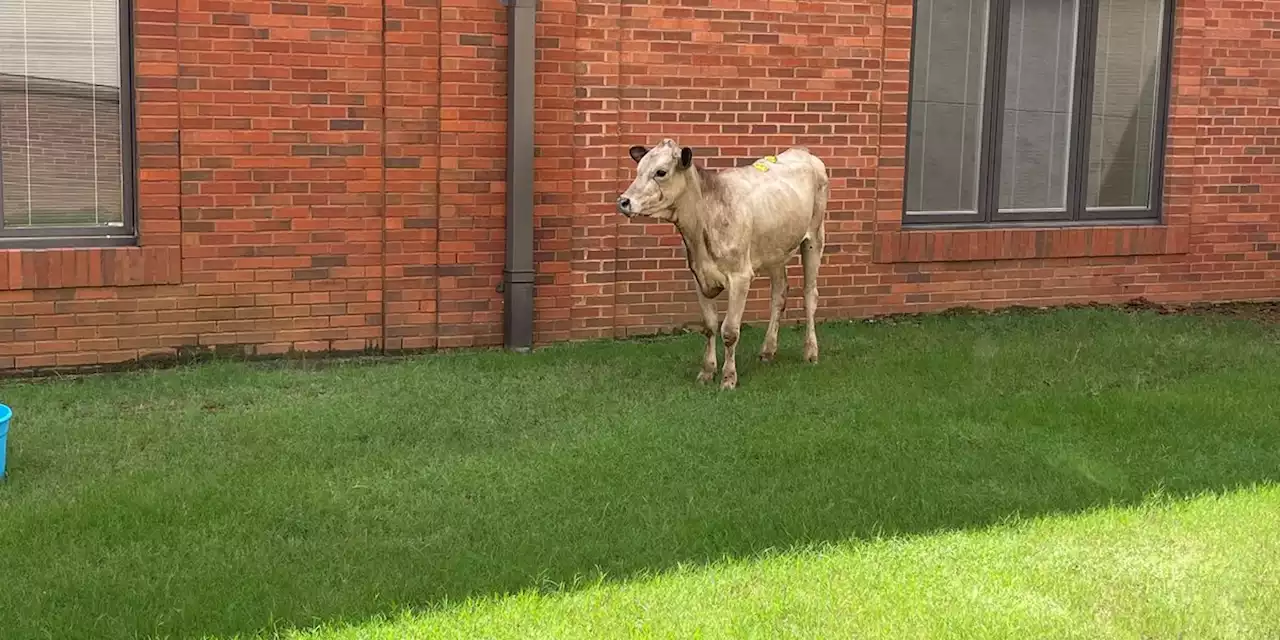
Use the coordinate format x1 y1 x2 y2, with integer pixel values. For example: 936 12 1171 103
759 351 775 363
697 370 716 384
804 348 819 363
720 374 738 390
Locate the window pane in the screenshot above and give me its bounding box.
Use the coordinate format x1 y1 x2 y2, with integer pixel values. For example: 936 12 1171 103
998 0 1077 211
1086 0 1165 209
905 0 989 214
0 0 124 230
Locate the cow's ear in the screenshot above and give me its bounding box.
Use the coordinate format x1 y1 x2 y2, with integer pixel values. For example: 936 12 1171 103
628 145 649 164
679 146 694 169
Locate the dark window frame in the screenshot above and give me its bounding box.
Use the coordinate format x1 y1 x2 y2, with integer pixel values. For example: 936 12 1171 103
0 0 137 249
901 0 1178 228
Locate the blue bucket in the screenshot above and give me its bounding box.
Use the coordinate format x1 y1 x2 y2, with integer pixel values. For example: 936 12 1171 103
0 404 10 480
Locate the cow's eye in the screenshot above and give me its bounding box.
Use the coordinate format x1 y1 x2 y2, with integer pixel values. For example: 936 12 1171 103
654 169 668 179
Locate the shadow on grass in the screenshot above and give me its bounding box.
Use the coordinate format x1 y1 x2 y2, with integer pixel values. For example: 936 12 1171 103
1 308 1279 639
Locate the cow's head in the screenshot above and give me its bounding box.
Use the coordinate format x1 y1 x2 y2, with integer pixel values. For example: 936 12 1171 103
617 139 695 220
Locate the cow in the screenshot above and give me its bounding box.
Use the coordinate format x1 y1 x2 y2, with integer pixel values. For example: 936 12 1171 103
617 139 829 390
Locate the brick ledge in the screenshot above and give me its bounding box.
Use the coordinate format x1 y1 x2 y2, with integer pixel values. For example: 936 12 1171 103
873 225 1190 263
0 246 182 290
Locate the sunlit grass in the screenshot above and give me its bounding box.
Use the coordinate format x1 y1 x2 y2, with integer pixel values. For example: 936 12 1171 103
283 486 1280 640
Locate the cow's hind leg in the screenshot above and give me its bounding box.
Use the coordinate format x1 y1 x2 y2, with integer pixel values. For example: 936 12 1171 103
760 264 787 362
800 232 824 363
695 289 719 384
719 274 751 390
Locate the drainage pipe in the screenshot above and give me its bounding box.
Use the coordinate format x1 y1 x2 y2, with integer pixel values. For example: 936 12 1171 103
501 0 537 352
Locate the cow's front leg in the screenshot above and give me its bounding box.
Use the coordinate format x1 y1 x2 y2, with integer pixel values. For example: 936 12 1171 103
719 274 751 390
695 289 719 384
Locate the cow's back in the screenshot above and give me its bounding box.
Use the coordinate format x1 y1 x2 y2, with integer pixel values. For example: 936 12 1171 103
717 148 825 219
711 147 828 268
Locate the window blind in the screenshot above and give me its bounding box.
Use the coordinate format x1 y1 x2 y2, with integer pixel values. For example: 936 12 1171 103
0 0 124 230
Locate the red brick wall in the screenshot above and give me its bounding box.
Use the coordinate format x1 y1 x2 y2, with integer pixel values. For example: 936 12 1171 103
0 0 1276 373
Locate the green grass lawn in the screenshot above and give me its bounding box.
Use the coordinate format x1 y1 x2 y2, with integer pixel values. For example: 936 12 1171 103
1 307 1278 639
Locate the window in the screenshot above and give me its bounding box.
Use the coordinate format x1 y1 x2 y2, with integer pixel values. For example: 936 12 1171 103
903 0 1174 226
0 0 134 246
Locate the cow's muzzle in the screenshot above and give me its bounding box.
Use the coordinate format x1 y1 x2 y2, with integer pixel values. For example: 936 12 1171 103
616 197 635 217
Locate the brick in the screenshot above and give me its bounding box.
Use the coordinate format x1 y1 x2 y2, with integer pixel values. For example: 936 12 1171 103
0 0 1273 374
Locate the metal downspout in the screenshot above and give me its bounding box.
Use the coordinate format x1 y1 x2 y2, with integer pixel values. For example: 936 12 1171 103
502 0 536 352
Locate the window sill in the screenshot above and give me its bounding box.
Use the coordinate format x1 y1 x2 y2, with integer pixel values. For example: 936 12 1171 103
0 233 138 250
0 245 181 290
872 224 1189 264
